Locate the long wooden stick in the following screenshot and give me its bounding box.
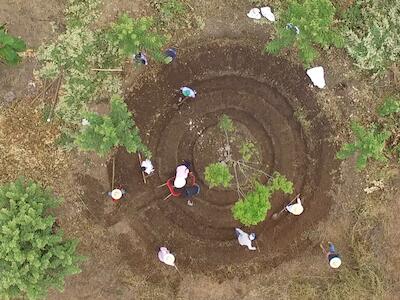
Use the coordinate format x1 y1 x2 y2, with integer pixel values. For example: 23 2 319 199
111 156 116 191
320 243 327 255
157 182 168 188
32 75 60 104
91 68 123 72
174 264 182 277
177 96 192 107
138 153 147 184
47 73 63 122
163 193 173 201
233 163 241 198
255 240 261 252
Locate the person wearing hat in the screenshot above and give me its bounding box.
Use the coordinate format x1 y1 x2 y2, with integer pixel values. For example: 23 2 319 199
158 247 176 267
108 188 126 202
320 242 342 269
235 228 257 251
286 196 304 216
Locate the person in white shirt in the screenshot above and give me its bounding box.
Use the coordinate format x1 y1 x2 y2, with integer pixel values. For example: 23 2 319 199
158 247 176 267
286 196 304 215
141 159 154 175
174 161 191 188
235 228 257 251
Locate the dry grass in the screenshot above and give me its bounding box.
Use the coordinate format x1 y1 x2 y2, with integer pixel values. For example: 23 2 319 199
0 101 71 186
293 106 312 137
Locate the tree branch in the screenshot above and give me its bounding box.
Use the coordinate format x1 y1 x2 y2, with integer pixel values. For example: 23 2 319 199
237 161 273 178
233 162 245 198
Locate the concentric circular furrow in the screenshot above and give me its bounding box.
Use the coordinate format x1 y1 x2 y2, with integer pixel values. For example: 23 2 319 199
119 40 336 269
152 76 308 241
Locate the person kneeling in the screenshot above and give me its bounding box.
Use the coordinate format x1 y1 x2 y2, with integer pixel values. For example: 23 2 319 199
182 183 200 206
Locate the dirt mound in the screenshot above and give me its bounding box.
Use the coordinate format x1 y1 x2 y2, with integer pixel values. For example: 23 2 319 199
82 40 337 274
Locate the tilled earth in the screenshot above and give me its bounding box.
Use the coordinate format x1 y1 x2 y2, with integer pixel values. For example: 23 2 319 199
79 40 338 277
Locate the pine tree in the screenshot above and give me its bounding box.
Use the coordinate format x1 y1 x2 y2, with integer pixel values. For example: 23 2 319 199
0 178 82 300
75 95 150 157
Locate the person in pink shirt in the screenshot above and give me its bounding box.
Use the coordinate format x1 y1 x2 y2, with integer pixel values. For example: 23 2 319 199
174 161 191 188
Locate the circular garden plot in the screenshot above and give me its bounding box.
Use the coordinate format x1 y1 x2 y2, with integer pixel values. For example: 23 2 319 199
94 40 337 274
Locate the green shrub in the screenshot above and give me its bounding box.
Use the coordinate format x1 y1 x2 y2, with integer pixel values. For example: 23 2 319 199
377 96 400 162
269 172 294 193
232 173 293 226
151 0 186 24
0 178 82 299
343 0 400 74
107 14 167 61
65 0 100 27
336 122 390 170
204 162 233 188
0 28 26 65
265 0 343 66
75 95 150 157
150 0 199 31
218 114 235 133
378 96 400 117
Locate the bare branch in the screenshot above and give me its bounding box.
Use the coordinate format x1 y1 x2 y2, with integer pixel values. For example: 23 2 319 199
233 162 246 198
237 161 273 178
91 68 123 72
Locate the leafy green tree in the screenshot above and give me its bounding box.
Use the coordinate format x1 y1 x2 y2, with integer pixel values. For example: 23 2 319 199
204 162 233 188
232 182 272 226
265 0 343 66
75 95 150 157
336 122 390 170
108 14 167 61
232 173 294 226
0 178 82 300
0 27 26 65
